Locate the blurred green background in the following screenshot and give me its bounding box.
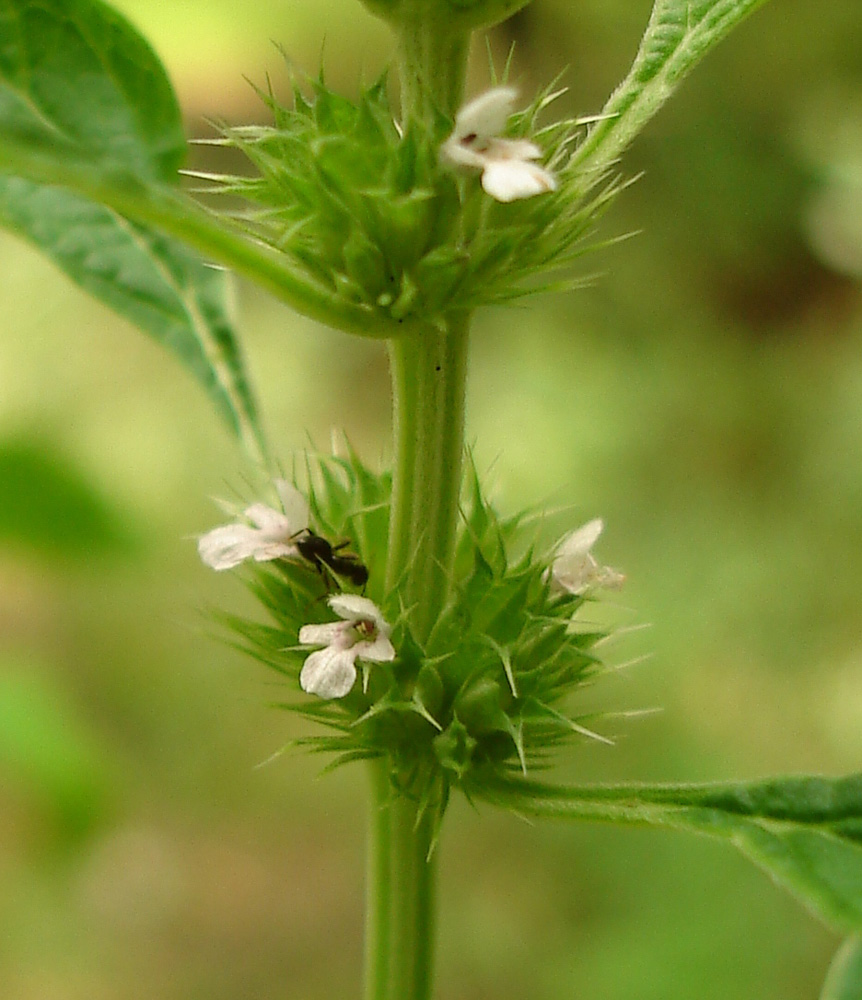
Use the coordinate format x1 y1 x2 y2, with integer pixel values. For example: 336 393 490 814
2 0 862 997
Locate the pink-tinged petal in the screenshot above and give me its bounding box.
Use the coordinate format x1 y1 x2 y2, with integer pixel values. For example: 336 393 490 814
356 634 396 663
275 480 309 532
300 646 358 699
481 160 557 202
198 524 264 570
298 622 346 646
440 135 489 170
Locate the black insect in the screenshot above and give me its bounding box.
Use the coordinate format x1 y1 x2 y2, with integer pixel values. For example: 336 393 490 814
293 529 369 589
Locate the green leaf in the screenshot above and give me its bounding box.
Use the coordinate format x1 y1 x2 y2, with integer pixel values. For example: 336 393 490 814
572 0 772 187
0 0 266 458
821 938 862 1000
476 772 862 932
0 179 266 455
0 0 184 178
0 136 407 340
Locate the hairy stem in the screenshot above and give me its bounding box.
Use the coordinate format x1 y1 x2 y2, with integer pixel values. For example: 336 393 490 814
372 314 468 1000
396 0 469 124
364 760 440 1000
363 13 471 1000
386 315 470 644
388 789 438 1000
364 759 393 1000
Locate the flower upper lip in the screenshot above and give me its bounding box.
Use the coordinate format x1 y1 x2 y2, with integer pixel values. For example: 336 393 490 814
440 86 557 203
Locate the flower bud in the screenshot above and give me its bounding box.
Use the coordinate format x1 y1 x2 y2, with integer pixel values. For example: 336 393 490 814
455 677 508 734
415 664 445 719
433 718 478 778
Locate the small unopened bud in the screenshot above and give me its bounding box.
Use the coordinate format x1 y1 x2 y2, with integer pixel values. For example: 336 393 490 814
455 678 508 734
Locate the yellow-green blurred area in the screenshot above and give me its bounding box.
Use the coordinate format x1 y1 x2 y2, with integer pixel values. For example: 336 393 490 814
2 0 862 996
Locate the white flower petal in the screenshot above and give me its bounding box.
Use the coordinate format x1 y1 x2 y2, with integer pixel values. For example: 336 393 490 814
558 519 604 560
441 88 556 201
275 480 309 532
481 159 557 202
300 645 358 699
298 596 393 696
197 524 265 570
551 518 624 595
356 634 396 663
251 540 300 562
244 503 291 536
553 557 597 595
198 482 310 571
440 135 488 170
298 622 346 646
594 566 626 591
453 86 518 141
488 137 542 162
328 593 385 625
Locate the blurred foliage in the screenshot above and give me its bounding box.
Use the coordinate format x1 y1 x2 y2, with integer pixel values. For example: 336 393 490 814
0 438 135 561
0 658 115 849
1 0 861 998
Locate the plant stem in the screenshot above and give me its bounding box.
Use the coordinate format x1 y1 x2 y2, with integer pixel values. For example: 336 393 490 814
363 15 471 1000
388 787 438 1000
368 310 469 1000
385 315 470 644
395 2 469 124
369 315 468 1000
364 759 393 1000
364 760 441 1000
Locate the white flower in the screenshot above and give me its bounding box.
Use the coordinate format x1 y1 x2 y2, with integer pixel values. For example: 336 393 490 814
298 594 395 699
440 86 557 203
197 480 309 570
550 518 625 595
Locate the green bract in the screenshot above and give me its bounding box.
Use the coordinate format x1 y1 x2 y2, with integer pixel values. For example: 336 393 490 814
218 450 616 833
197 71 620 328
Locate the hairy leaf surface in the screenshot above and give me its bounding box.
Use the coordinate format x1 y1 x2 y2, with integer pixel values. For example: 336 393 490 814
478 772 862 932
0 0 264 456
573 0 771 186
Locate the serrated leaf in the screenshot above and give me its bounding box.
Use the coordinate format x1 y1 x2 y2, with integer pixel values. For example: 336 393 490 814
0 0 184 177
821 938 862 1000
572 0 772 187
0 0 265 457
0 179 264 453
477 772 862 932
